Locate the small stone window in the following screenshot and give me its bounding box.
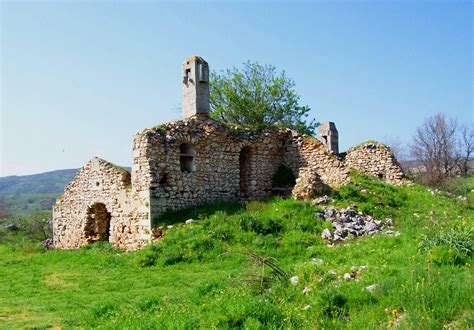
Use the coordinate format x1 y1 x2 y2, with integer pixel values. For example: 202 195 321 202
180 143 196 173
183 68 191 84
198 63 209 82
159 172 169 185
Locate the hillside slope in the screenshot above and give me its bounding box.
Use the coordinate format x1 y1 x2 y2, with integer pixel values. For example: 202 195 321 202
0 174 472 328
0 169 78 217
0 167 129 217
0 169 78 196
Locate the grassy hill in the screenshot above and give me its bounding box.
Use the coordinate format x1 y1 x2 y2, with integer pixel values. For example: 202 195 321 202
0 174 472 328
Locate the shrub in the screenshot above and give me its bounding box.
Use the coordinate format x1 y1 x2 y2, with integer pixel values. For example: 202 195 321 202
136 297 161 312
272 164 296 188
207 211 234 241
238 214 283 235
440 176 474 196
318 289 348 318
139 244 162 267
193 280 221 298
419 226 473 264
427 245 457 265
90 301 117 318
217 296 284 328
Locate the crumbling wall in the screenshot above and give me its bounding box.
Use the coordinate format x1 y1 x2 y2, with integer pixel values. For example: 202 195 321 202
133 116 287 217
132 117 291 221
292 167 329 200
53 121 405 250
285 134 349 189
289 139 405 200
344 141 405 185
52 158 146 250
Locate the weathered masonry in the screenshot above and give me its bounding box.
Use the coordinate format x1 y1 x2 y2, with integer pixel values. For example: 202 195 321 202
53 55 405 250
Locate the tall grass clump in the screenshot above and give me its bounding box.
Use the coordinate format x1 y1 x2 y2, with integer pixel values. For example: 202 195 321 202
419 226 473 265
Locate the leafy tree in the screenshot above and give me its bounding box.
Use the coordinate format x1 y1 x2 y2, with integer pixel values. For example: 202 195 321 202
209 61 317 135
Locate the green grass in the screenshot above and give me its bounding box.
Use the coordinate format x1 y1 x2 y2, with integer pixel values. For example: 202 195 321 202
440 175 474 208
0 174 473 328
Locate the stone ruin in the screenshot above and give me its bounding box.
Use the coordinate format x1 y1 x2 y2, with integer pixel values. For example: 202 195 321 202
52 55 405 250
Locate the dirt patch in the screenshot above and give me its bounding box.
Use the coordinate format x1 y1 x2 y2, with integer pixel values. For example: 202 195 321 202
44 273 78 288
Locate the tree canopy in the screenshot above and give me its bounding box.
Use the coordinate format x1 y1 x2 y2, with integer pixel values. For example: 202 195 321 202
209 61 317 135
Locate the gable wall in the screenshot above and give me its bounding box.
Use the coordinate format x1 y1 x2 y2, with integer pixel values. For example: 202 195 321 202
53 158 142 250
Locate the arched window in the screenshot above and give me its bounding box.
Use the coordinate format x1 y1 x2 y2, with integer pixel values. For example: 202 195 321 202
180 143 196 173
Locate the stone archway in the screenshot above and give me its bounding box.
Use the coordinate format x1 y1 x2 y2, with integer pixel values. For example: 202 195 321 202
84 203 111 243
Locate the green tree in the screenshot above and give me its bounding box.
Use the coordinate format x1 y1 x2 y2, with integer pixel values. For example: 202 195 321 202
209 61 317 135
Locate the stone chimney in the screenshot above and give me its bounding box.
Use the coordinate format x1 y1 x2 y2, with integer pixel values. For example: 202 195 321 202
319 122 339 154
182 55 209 119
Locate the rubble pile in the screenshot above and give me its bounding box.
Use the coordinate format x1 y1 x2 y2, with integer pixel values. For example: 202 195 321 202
317 205 398 243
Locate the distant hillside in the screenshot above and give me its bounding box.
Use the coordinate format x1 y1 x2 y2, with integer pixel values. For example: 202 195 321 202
0 167 129 218
0 169 79 196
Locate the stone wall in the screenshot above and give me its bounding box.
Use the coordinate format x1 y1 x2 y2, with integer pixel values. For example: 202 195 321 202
132 116 291 222
285 134 349 189
288 138 405 200
344 141 405 185
53 120 405 249
53 158 149 250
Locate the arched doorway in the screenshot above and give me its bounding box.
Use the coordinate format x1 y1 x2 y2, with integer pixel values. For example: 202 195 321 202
84 203 111 243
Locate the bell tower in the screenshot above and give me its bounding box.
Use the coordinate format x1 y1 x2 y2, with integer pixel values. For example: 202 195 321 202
319 122 339 154
182 55 210 119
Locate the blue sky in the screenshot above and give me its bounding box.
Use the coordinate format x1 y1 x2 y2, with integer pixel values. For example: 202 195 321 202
1 0 472 176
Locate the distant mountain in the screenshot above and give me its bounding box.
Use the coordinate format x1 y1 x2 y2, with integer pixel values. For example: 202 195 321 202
0 169 79 196
0 168 131 218
0 169 79 218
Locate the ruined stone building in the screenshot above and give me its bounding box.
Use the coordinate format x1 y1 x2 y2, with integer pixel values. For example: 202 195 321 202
53 56 404 250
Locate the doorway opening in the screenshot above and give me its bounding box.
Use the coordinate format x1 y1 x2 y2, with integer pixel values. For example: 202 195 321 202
239 147 252 194
84 203 111 243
